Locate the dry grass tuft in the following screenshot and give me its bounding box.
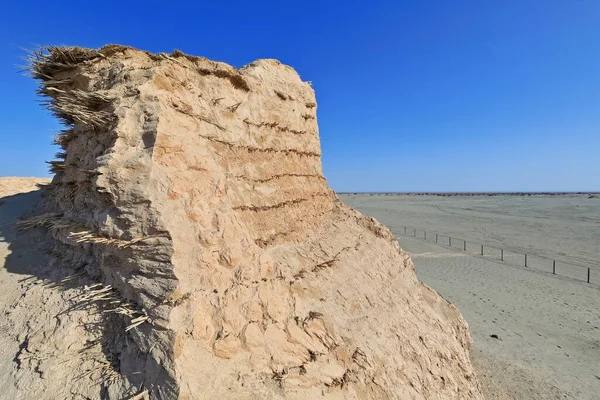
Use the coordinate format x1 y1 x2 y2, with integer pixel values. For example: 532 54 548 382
25 46 103 80
18 215 155 248
25 47 114 130
68 230 147 248
17 213 63 230
39 89 113 128
53 128 76 148
77 350 121 384
47 270 87 288
76 283 149 332
46 160 66 174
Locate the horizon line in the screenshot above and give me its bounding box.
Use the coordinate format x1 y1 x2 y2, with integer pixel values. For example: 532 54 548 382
336 191 600 195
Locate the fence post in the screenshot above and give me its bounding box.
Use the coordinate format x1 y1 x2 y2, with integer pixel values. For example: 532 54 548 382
391 226 591 283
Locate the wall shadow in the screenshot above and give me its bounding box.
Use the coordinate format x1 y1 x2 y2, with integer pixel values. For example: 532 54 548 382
0 189 54 278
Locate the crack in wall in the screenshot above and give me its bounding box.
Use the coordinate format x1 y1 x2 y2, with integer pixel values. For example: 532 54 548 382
233 192 330 212
199 133 321 157
243 118 311 135
232 173 325 184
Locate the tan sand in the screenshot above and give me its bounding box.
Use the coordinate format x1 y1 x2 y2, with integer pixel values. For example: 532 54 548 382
0 177 50 198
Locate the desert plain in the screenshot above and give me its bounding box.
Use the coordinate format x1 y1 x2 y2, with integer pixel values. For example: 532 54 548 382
340 193 600 399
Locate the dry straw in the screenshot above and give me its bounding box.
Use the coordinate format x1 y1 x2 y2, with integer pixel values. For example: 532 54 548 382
76 283 149 332
24 46 114 136
46 160 66 174
53 128 75 148
39 90 113 129
24 46 104 80
75 342 121 384
18 214 151 249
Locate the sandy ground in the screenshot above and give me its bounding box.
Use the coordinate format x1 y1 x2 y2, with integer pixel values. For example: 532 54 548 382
1 177 118 399
340 194 600 400
0 178 51 397
2 181 598 399
340 194 600 281
0 177 50 198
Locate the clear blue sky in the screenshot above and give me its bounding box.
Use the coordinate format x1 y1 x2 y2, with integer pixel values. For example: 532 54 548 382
1 1 599 192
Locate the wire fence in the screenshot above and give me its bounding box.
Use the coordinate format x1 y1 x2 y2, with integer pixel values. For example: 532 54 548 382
397 226 598 285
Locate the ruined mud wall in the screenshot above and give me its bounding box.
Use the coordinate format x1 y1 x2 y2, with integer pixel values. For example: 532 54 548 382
29 45 482 399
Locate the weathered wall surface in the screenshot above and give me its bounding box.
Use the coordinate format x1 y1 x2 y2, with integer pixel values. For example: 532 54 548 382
19 45 482 399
